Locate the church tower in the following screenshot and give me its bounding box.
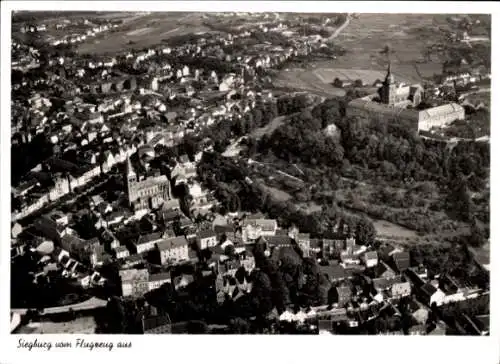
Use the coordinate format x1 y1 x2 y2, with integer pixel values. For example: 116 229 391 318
126 156 137 204
379 61 397 106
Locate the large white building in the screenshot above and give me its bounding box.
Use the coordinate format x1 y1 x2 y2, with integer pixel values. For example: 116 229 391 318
347 62 465 132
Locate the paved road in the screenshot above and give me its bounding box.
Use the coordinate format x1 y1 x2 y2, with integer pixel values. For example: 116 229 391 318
326 14 352 42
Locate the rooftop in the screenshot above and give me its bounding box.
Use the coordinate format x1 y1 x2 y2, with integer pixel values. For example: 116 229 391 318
136 232 163 246
157 236 189 251
119 268 148 282
149 272 171 282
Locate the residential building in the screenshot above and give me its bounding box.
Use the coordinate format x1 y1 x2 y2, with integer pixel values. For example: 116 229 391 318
419 283 446 307
391 281 412 299
157 236 189 264
392 251 411 273
197 229 217 250
148 272 172 291
115 245 130 260
363 251 378 268
119 268 149 297
332 285 353 307
135 231 164 254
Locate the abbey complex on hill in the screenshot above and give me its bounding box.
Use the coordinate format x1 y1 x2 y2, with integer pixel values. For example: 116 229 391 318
346 62 465 132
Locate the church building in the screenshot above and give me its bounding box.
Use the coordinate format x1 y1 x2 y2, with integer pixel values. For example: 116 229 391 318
126 157 172 212
347 62 465 132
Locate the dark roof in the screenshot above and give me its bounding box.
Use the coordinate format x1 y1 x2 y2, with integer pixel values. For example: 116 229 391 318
320 264 345 280
115 246 128 253
420 283 437 297
379 244 396 258
393 251 410 272
373 277 392 291
336 285 352 297
197 229 216 239
149 272 171 282
310 238 322 250
157 236 189 251
137 232 163 246
266 235 292 247
124 254 144 263
214 225 235 234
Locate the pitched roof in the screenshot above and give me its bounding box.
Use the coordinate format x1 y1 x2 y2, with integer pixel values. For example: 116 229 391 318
244 218 277 232
320 264 345 280
214 224 234 235
420 282 437 297
365 251 378 260
336 285 352 297
266 235 292 247
115 246 128 253
418 103 464 120
393 251 411 272
373 277 392 291
197 229 216 239
136 232 163 246
297 233 310 241
157 236 189 251
149 272 171 282
119 268 148 282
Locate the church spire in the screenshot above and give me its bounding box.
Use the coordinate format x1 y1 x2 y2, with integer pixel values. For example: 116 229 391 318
126 155 136 177
385 60 395 85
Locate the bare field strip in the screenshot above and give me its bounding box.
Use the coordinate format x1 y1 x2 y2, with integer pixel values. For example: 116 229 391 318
76 13 208 55
314 68 387 84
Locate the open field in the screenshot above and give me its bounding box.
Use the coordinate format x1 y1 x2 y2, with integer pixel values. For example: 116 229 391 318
258 181 293 202
371 218 418 238
332 14 450 81
314 67 387 84
250 115 289 139
76 12 211 55
275 13 449 91
274 68 346 97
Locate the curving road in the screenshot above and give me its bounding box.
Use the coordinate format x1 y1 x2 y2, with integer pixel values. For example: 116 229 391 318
326 13 352 42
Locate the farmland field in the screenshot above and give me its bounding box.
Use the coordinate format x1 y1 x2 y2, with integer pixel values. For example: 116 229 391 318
275 13 450 92
274 68 346 97
76 12 211 55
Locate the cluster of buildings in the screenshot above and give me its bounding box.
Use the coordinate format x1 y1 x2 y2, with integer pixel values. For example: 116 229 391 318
12 26 300 220
259 230 488 336
11 14 489 335
11 14 320 223
346 62 466 132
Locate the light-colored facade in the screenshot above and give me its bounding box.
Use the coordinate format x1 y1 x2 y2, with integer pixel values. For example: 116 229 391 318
126 157 172 211
347 62 465 132
158 236 189 265
120 269 149 297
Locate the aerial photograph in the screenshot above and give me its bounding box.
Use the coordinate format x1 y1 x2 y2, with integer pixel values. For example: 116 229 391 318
10 10 490 335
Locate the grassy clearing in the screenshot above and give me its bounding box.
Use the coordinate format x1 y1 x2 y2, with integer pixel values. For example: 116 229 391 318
250 115 288 139
274 68 346 97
